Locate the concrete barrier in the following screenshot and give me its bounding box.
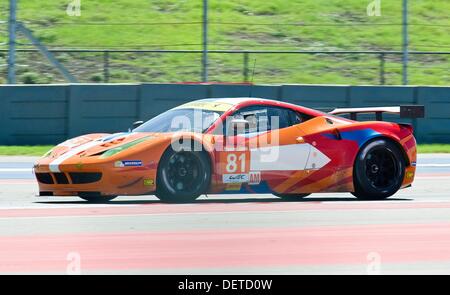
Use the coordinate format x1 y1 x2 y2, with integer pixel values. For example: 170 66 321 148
0 83 448 144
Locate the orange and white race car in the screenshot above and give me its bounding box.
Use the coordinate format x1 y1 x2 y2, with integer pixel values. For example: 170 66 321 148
34 97 423 202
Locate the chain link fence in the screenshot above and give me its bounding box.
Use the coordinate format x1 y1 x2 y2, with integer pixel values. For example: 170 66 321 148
0 48 449 85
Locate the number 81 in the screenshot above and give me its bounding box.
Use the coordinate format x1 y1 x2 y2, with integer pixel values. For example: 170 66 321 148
226 153 246 173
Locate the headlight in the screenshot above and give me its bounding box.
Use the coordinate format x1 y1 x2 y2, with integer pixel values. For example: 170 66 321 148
99 136 152 158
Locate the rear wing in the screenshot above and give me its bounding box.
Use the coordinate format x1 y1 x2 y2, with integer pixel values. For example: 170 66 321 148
329 105 425 121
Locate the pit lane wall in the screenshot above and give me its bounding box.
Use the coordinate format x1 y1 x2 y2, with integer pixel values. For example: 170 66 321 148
0 84 448 145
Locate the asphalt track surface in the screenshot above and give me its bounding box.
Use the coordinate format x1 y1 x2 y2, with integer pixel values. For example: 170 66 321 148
1 155 450 274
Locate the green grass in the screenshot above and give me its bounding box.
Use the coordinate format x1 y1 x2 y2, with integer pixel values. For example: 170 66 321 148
0 144 449 156
0 146 53 156
417 144 450 154
0 0 449 84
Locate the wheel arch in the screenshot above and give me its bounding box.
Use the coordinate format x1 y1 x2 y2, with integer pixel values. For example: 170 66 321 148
156 137 214 191
356 135 410 167
351 135 407 199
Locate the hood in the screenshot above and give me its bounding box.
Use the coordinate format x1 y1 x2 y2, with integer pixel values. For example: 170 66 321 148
47 132 165 159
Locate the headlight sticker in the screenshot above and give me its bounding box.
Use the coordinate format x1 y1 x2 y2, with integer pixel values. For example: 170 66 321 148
114 160 143 168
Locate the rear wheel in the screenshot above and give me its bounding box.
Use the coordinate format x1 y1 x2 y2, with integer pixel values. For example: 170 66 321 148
352 139 405 200
156 147 211 203
273 193 311 200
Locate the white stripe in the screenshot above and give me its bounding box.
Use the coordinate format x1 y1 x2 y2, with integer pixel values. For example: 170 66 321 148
0 210 305 220
306 145 331 170
250 144 309 171
249 143 330 171
416 176 450 179
49 140 101 172
0 204 127 210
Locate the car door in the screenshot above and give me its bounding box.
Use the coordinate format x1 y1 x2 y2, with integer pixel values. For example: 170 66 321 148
214 104 322 192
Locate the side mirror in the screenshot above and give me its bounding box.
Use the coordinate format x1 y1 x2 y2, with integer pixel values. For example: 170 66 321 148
228 118 249 136
230 118 250 126
130 120 144 131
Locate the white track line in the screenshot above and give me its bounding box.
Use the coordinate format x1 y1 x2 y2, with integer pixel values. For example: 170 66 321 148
0 168 32 172
417 164 450 167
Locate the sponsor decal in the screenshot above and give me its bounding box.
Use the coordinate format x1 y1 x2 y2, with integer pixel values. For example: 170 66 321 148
143 178 154 186
222 173 249 184
75 162 84 170
225 183 242 191
411 161 417 167
114 160 143 168
249 171 261 185
406 171 414 179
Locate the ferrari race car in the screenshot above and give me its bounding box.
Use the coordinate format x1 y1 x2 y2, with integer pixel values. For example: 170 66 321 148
34 97 424 202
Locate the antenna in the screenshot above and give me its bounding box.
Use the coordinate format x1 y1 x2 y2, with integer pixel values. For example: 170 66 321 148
248 58 257 98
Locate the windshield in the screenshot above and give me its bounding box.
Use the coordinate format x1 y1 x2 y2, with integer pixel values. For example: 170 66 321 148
133 108 222 133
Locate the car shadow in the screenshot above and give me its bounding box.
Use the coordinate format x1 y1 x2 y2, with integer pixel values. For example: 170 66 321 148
34 196 413 205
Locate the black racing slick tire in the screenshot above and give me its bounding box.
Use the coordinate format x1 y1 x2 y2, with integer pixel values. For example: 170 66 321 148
78 193 117 203
156 147 211 203
273 193 311 201
351 138 405 200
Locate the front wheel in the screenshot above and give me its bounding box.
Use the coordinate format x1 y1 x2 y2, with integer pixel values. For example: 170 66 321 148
156 148 211 203
352 139 405 200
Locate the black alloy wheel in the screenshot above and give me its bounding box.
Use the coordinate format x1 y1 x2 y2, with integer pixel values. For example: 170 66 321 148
352 139 405 200
156 147 211 203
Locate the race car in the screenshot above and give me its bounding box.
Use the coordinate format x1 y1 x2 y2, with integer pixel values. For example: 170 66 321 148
33 97 424 203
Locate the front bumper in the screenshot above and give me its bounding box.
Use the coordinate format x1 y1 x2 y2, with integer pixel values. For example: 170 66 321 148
34 157 157 197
